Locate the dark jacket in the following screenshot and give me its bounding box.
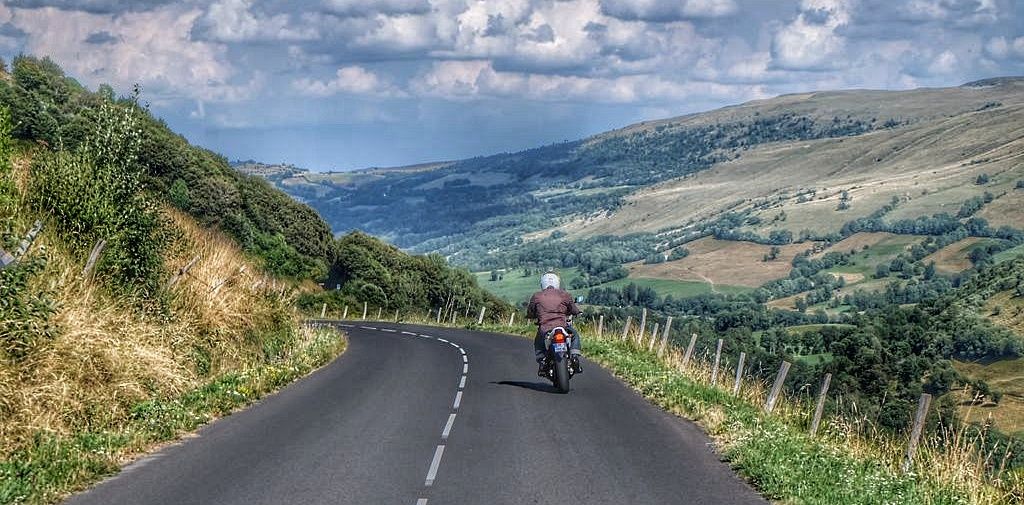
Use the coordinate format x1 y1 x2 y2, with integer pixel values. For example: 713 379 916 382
527 287 581 334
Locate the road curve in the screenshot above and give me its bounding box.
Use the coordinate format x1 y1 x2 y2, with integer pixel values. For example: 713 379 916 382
65 323 766 505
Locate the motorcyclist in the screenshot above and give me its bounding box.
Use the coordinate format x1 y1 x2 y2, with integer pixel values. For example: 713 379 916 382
527 271 583 377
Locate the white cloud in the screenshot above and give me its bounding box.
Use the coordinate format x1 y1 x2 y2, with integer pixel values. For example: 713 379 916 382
193 0 316 42
927 50 957 75
410 59 762 104
771 0 853 71
322 0 432 17
600 0 737 21
9 5 260 102
985 36 1024 60
293 66 403 97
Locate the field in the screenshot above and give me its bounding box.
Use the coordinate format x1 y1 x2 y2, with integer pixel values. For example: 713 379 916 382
924 237 999 275
953 358 1024 436
977 188 1024 229
474 267 583 304
984 289 1024 336
600 276 751 298
629 237 814 288
995 243 1024 264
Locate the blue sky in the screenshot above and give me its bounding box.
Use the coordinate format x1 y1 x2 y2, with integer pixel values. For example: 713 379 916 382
2 0 1023 170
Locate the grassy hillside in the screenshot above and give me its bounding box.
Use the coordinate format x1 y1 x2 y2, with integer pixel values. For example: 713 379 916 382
258 78 1024 272
0 56 334 279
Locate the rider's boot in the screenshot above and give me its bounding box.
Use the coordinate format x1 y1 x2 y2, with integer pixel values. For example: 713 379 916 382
537 359 547 377
571 354 583 373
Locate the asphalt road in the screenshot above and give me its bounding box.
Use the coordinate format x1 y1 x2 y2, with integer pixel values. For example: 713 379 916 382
65 322 766 505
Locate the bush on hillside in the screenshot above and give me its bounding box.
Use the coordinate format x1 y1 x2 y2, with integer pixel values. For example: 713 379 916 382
28 100 168 298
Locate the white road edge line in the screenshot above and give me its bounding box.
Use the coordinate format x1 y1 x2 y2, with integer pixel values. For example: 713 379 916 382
401 331 417 336
416 499 428 505
462 363 468 374
360 326 378 330
381 328 396 333
453 391 463 409
437 338 449 343
459 376 466 389
441 413 457 440
424 445 446 486
462 355 468 363
459 348 466 355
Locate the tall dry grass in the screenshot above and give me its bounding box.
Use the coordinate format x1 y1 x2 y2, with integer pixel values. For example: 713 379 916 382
0 203 295 454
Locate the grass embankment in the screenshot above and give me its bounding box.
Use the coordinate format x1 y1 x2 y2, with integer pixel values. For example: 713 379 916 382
2 159 348 503
438 315 1022 504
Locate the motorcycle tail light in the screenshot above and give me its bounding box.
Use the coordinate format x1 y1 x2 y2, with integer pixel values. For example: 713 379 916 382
553 331 565 343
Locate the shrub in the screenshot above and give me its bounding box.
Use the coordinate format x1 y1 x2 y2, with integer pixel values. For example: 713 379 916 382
28 100 167 298
0 255 56 360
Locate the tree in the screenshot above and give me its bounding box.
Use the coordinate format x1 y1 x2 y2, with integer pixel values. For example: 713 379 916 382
976 173 990 185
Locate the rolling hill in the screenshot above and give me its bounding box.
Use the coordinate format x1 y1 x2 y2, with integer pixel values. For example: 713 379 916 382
257 78 1024 275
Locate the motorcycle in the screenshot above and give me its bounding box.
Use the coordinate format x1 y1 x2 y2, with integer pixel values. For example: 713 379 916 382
540 326 578 393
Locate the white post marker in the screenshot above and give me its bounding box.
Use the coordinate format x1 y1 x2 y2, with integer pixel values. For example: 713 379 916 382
597 314 604 338
508 312 515 327
637 308 647 344
658 317 672 357
477 306 486 325
320 303 327 318
377 307 382 320
903 393 932 473
362 302 368 320
682 333 698 368
710 339 724 387
765 361 792 414
732 352 746 397
648 323 660 351
343 305 349 320
810 373 832 437
437 307 443 324
621 316 632 341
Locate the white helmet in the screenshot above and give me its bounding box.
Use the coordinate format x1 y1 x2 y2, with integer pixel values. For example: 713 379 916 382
540 272 560 290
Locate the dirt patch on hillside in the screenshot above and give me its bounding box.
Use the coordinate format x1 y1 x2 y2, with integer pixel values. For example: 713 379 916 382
813 232 898 257
924 237 987 274
630 237 815 288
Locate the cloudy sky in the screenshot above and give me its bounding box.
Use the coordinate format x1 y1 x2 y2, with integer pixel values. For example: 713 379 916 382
1 0 1022 170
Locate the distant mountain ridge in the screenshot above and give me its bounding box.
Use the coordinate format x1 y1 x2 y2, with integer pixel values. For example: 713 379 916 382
248 77 1024 271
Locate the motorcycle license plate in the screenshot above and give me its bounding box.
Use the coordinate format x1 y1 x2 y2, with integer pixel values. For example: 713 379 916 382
553 342 568 353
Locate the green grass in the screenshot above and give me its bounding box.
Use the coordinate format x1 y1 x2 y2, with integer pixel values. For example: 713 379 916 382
476 268 750 303
995 244 1024 264
580 337 969 504
475 268 583 303
829 235 924 278
598 276 752 298
0 328 346 505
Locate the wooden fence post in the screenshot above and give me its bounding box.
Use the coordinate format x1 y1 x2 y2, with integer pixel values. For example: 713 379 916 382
637 308 647 344
621 316 633 341
377 307 382 320
320 303 327 318
710 339 724 387
362 302 367 320
682 334 698 368
165 255 200 290
436 307 443 324
658 317 672 357
81 239 106 279
451 310 456 325
903 393 932 473
343 306 349 320
597 315 604 338
810 373 832 437
648 323 659 351
765 361 792 414
477 307 487 325
14 220 42 259
394 309 399 322
508 312 515 326
732 352 746 396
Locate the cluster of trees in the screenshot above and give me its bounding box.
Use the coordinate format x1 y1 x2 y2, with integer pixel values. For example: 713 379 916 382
0 56 334 279
300 231 511 318
957 192 994 218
